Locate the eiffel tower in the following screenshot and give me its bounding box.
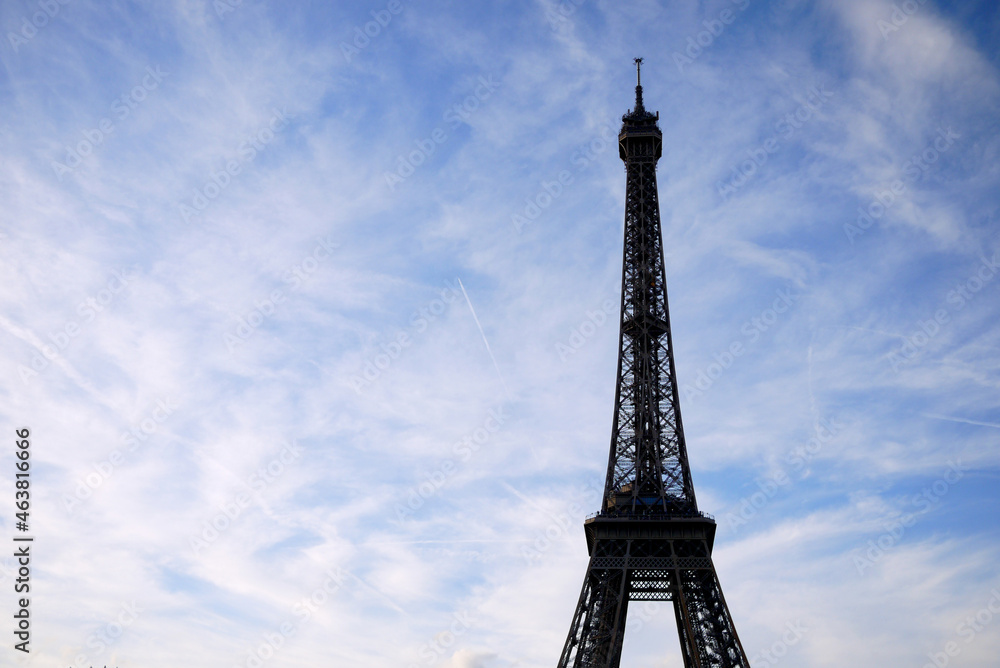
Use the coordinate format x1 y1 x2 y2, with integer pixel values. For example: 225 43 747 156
556 59 750 668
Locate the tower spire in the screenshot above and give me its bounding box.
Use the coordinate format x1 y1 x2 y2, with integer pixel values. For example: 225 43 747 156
634 56 644 112
555 61 751 668
624 56 656 123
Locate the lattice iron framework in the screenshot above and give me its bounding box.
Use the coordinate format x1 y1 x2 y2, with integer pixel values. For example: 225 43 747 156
556 59 751 668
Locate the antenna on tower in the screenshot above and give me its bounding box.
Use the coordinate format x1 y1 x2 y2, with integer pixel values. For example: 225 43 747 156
622 58 660 124
633 57 645 113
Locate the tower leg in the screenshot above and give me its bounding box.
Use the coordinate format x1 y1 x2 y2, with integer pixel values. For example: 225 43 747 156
673 566 750 668
558 553 631 667
559 537 749 668
673 587 700 668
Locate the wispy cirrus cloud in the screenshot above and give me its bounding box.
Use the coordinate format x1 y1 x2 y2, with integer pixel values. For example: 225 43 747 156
0 0 998 666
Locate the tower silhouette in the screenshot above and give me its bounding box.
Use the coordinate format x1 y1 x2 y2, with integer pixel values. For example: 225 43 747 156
556 59 751 668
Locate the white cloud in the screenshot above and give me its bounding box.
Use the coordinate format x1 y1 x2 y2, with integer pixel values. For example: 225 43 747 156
0 0 998 666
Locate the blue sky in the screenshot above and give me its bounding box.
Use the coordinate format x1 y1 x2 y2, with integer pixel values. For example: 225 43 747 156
1 0 999 666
